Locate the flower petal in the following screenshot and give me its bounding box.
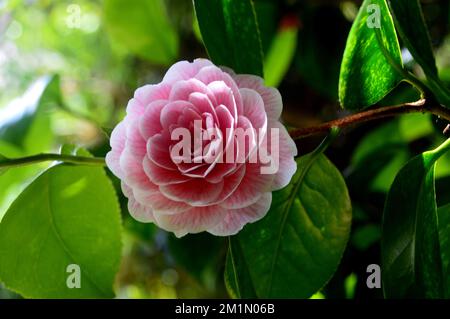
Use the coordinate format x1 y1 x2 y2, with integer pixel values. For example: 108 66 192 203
122 182 155 223
139 100 167 139
154 205 227 237
143 156 189 186
271 121 298 190
220 162 274 209
209 192 272 236
233 74 282 122
159 178 224 206
162 58 213 84
106 121 126 178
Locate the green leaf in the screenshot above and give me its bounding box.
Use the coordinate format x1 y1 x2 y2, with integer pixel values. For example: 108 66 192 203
385 0 450 106
0 150 122 298
194 0 264 76
339 0 403 110
0 140 47 221
264 24 298 87
224 237 257 299
0 75 60 154
104 0 178 65
381 139 450 298
225 154 352 298
438 204 450 297
387 0 437 77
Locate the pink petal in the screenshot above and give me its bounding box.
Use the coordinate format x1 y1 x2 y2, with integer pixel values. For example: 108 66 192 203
132 186 190 215
139 100 167 139
154 205 227 237
233 74 282 122
106 121 126 178
209 192 272 236
162 59 213 84
211 164 246 202
126 118 147 157
147 133 177 170
220 162 274 209
240 88 267 132
207 81 237 121
143 156 189 186
188 92 218 123
271 121 298 190
134 83 171 106
120 147 158 192
159 178 224 206
122 182 155 223
125 98 145 121
160 100 194 129
195 65 243 114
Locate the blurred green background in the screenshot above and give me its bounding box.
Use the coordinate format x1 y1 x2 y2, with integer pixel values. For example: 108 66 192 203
1 0 450 299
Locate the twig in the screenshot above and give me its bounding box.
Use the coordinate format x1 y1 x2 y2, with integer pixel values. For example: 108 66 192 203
288 99 450 139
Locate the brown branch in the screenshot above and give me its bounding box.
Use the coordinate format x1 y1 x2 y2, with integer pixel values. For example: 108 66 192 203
288 99 450 140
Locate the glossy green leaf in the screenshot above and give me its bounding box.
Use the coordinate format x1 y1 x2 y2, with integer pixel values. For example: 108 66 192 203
438 204 450 297
104 0 178 65
387 0 437 77
225 154 352 298
0 75 60 154
339 0 403 110
224 237 257 299
0 150 122 298
381 139 450 298
264 24 298 87
0 140 47 221
194 0 264 76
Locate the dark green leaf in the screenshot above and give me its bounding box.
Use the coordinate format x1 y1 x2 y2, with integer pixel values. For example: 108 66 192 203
387 0 437 77
382 139 450 298
225 154 352 298
339 0 403 109
194 0 264 76
0 150 122 298
438 204 450 297
104 0 178 65
224 237 257 299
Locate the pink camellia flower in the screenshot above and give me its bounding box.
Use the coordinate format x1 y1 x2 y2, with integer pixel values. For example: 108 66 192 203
106 59 297 237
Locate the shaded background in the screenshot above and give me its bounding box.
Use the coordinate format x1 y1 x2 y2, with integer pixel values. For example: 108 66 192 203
1 0 450 299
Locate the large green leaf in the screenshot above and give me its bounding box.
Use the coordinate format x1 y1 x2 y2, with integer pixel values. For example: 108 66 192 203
0 75 60 154
0 140 47 221
381 139 450 298
225 154 352 298
104 0 178 65
387 0 437 77
0 150 122 298
339 0 403 110
438 204 450 297
224 237 257 299
193 0 264 76
386 0 450 107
